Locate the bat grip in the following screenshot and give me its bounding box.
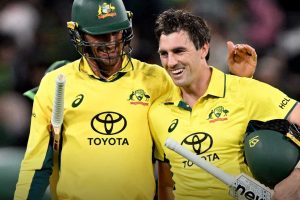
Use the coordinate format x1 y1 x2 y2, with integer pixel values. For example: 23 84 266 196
51 74 66 151
165 138 235 186
51 74 65 128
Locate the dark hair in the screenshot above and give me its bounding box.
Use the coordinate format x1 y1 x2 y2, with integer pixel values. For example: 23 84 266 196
154 9 211 59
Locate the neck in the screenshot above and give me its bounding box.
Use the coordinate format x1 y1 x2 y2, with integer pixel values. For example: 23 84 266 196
87 58 123 79
181 66 212 107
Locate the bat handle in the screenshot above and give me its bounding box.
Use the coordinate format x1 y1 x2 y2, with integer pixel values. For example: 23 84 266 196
51 74 66 151
53 128 60 151
165 138 235 186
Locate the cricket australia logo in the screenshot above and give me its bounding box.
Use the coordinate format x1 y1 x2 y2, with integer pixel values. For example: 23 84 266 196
128 89 150 106
248 136 259 147
207 106 229 123
98 3 117 19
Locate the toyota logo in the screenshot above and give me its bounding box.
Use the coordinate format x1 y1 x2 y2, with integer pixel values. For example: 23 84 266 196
181 132 213 155
91 112 127 135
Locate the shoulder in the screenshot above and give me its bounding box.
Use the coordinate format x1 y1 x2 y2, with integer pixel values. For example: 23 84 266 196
130 58 174 96
225 73 277 93
131 58 169 77
38 59 80 95
41 59 80 82
150 87 178 114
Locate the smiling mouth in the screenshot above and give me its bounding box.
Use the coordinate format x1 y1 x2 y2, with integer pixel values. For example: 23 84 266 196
97 51 119 59
170 68 184 76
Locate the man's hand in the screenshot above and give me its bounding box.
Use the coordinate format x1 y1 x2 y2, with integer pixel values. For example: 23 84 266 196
227 41 257 78
271 168 300 200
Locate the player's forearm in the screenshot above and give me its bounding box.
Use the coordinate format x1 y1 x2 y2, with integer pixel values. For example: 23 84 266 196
289 168 300 199
295 168 300 198
158 186 174 200
157 161 175 200
289 168 300 198
272 167 300 200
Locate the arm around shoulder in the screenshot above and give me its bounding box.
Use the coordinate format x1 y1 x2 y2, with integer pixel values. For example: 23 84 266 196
287 103 300 126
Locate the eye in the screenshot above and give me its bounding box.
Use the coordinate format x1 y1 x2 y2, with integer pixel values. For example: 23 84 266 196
173 48 185 54
112 31 122 36
158 51 168 58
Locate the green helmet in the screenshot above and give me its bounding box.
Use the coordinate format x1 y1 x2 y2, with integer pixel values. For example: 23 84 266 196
71 0 132 35
67 0 133 59
244 119 300 189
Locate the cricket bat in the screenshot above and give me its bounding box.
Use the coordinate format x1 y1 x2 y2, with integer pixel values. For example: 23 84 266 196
165 138 273 200
51 74 66 151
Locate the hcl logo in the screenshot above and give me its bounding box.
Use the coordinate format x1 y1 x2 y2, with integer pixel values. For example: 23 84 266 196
279 98 290 109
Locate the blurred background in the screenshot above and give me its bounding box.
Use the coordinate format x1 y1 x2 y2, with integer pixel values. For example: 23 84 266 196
0 0 299 199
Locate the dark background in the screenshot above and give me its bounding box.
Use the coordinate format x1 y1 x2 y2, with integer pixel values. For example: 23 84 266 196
0 0 299 199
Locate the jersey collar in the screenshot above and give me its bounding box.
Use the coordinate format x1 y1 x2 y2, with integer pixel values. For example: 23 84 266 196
204 66 226 98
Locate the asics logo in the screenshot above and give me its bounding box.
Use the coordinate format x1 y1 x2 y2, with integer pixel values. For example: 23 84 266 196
72 94 84 107
168 119 178 133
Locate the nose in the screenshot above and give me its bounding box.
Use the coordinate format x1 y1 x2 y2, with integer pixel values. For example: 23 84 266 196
167 53 178 68
99 33 120 51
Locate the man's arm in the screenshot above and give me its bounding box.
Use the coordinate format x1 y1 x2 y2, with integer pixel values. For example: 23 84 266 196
157 161 175 200
227 41 257 78
272 103 300 200
272 167 300 200
287 103 300 126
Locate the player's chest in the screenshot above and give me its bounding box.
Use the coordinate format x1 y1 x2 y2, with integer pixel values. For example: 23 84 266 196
61 78 153 139
64 78 154 109
159 99 248 152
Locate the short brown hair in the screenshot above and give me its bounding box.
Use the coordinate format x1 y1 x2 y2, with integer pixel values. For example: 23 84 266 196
154 9 211 50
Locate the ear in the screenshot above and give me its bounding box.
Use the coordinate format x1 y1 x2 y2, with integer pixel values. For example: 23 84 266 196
200 42 209 59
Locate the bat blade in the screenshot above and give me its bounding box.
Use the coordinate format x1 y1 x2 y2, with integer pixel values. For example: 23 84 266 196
229 174 272 200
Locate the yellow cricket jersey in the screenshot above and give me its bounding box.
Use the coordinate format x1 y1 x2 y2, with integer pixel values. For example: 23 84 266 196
149 67 298 200
14 56 174 200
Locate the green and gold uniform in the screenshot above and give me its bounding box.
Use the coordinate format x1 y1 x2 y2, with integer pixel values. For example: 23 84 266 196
149 67 298 200
14 56 174 200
